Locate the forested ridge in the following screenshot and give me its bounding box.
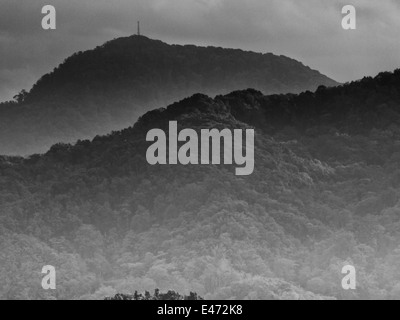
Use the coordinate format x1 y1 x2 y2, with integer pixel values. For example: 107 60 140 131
2 70 400 300
0 35 337 155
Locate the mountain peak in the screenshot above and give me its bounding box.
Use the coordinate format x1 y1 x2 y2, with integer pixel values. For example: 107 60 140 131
0 36 338 155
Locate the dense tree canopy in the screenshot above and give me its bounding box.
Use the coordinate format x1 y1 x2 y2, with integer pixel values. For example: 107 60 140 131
1 70 400 300
0 36 337 155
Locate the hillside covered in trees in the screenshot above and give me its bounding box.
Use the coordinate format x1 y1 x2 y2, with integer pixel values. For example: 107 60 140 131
0 35 337 155
2 70 400 300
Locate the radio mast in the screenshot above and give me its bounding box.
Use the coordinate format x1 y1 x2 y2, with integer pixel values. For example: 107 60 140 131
137 21 141 36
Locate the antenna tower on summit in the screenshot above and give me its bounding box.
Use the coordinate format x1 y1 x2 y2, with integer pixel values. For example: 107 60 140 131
137 21 141 36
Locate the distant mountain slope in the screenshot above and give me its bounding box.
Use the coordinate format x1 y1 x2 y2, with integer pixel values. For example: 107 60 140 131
0 36 338 155
1 70 400 300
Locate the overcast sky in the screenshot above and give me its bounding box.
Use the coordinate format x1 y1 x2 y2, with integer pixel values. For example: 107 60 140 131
1 0 400 102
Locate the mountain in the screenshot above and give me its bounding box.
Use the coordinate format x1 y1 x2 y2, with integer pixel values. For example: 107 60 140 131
1 69 400 300
0 35 338 155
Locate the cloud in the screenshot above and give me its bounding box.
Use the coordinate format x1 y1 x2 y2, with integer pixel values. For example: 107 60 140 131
0 0 399 101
